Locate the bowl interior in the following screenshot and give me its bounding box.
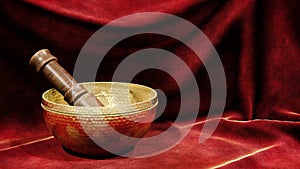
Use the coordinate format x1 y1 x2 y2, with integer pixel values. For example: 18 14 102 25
42 82 158 115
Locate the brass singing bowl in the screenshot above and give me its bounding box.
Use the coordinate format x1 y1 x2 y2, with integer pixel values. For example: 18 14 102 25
41 82 157 156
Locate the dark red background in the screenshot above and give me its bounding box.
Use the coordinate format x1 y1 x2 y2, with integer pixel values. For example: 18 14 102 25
0 0 299 168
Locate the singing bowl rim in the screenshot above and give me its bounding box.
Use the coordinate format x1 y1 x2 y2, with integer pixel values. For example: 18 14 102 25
41 82 158 116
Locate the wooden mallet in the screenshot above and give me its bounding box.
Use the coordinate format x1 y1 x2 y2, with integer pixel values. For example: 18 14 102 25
29 49 103 107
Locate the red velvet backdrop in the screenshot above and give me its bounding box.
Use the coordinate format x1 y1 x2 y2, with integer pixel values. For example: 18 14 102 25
0 0 299 168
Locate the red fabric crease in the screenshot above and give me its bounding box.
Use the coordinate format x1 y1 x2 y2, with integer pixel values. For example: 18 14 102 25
0 0 299 168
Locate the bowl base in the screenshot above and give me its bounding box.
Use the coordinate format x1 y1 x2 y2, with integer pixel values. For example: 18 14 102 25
62 145 134 159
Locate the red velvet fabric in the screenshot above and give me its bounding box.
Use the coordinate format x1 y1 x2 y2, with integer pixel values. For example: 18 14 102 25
0 0 299 168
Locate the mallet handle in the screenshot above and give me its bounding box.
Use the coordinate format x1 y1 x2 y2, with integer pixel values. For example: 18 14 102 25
30 49 103 107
